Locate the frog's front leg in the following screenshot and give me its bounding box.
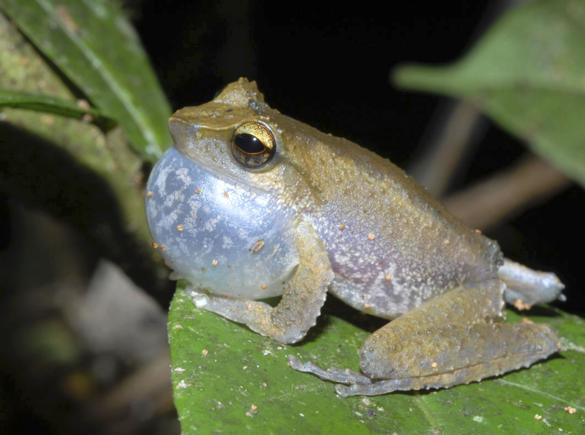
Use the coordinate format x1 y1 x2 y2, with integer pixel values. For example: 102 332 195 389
291 280 560 396
189 220 334 344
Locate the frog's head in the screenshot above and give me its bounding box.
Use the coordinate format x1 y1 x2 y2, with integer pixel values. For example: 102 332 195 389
146 79 318 299
167 77 317 208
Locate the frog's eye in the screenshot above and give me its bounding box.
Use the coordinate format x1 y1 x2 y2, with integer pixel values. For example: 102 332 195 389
231 122 276 169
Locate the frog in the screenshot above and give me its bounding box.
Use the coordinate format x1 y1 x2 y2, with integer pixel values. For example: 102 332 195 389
145 78 565 396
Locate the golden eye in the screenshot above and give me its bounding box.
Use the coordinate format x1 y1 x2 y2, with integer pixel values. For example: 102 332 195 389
231 122 276 168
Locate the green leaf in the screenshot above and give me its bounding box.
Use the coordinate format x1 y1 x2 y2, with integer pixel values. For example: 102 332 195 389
0 89 115 130
0 12 159 261
393 0 585 187
169 287 585 434
0 0 172 160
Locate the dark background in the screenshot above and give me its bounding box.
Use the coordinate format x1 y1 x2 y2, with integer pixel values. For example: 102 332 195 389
135 0 584 314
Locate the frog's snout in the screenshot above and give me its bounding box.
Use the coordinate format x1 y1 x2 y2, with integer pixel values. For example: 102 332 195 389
169 112 197 150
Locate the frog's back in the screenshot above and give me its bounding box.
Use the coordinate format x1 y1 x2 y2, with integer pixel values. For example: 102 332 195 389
282 118 503 319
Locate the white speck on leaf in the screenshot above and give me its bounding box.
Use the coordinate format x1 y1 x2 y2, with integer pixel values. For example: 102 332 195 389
177 380 189 389
194 295 208 308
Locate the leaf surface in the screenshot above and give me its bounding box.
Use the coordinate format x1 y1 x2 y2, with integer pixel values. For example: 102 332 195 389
169 287 585 434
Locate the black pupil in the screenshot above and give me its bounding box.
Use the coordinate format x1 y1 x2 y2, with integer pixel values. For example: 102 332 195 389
234 133 265 154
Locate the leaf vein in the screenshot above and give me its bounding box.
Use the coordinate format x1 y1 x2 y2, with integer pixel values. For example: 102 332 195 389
413 394 443 430
496 379 585 411
35 0 159 149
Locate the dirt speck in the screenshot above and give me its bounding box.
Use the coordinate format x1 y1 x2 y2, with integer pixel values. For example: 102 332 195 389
250 239 265 253
514 300 532 311
245 403 258 417
564 406 576 414
76 99 90 110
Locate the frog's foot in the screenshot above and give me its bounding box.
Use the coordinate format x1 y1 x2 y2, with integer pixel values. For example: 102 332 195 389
288 355 371 385
336 379 417 397
287 356 434 397
288 355 503 397
499 258 565 308
334 376 470 397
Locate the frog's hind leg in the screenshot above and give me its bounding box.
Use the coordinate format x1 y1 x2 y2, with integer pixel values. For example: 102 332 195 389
499 259 565 308
290 280 560 396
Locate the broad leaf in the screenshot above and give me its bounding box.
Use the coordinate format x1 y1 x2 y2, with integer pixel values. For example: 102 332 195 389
0 0 172 159
394 0 585 187
169 288 585 434
0 89 114 130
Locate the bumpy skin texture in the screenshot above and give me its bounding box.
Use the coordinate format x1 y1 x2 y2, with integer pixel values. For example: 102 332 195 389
146 78 563 395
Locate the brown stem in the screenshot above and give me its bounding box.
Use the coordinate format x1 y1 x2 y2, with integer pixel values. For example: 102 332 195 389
410 101 485 196
444 155 571 230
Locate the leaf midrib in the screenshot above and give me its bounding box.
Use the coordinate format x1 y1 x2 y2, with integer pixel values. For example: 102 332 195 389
35 0 159 149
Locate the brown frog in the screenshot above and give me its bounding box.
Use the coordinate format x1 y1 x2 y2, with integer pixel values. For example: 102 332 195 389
145 78 564 396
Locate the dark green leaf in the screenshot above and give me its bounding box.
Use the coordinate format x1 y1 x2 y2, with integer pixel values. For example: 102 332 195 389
0 89 115 130
0 0 172 159
393 0 585 187
169 287 585 433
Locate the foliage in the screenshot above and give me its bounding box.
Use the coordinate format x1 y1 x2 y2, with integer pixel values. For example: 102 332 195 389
394 0 585 187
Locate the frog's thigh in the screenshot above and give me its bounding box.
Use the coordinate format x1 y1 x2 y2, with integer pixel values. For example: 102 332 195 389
344 281 560 396
190 220 333 344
